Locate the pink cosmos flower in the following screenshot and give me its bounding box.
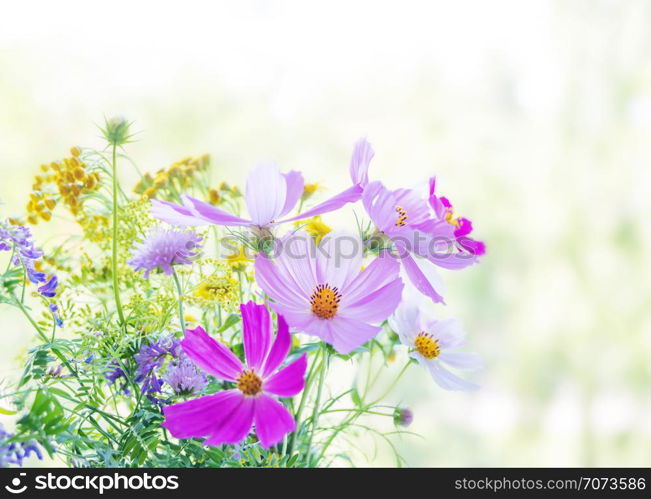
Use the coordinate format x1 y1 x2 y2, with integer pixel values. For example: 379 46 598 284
150 139 374 230
360 177 485 304
254 231 404 354
162 302 307 448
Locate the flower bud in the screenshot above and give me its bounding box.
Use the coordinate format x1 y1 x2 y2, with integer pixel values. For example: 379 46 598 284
101 116 132 146
393 407 414 427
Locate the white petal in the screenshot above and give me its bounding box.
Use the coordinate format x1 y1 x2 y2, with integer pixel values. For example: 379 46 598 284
438 351 483 371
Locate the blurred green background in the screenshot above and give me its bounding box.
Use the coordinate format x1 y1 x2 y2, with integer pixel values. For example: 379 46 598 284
1 0 650 466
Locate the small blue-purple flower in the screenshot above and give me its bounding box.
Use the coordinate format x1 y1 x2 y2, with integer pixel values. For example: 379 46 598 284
0 423 43 468
48 304 63 327
38 276 58 298
128 228 202 278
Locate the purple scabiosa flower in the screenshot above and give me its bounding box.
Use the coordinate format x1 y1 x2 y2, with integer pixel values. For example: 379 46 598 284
0 423 44 468
128 228 202 278
163 355 208 396
38 276 58 297
360 178 484 304
255 231 404 354
150 139 374 231
389 300 481 391
163 302 307 448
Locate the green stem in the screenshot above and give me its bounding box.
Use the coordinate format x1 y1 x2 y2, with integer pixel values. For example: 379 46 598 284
111 143 125 325
286 349 321 458
171 268 186 333
306 343 328 466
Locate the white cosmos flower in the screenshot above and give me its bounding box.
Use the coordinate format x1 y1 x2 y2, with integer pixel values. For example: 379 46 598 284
389 300 482 391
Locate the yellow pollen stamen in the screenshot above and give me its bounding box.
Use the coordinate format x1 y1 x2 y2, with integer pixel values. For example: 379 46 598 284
310 283 342 320
237 369 263 396
395 205 408 227
445 208 459 227
414 332 441 359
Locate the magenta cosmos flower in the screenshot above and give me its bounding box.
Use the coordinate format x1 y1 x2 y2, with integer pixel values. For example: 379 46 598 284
162 302 307 448
360 176 485 304
150 139 374 230
255 231 404 354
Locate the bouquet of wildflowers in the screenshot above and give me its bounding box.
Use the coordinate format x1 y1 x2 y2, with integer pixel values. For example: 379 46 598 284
0 118 485 468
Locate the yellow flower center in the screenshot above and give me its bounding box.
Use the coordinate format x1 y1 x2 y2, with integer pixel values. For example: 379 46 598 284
310 283 342 320
444 208 459 227
414 332 441 359
237 369 263 396
395 205 408 227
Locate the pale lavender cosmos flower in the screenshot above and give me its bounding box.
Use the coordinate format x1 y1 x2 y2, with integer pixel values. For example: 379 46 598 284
255 231 404 354
361 177 484 304
128 228 202 278
389 300 481 391
163 355 207 396
150 139 374 231
163 302 307 448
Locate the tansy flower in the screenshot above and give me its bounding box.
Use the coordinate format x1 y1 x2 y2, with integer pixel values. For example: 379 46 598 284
150 139 374 231
389 300 481 391
294 216 332 244
225 245 253 272
255 231 403 354
128 228 202 278
162 302 307 448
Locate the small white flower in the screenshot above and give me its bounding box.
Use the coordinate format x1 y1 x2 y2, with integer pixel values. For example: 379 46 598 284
389 300 481 391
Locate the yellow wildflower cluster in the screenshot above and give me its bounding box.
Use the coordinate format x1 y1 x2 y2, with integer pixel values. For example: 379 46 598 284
294 216 332 244
26 147 101 224
225 245 253 272
134 154 210 199
190 268 239 311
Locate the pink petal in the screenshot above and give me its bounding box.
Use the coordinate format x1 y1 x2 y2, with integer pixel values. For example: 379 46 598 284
327 316 381 354
245 163 287 226
181 326 243 381
316 231 363 291
341 277 403 323
204 396 256 446
349 138 374 186
162 389 243 439
263 354 307 397
254 254 309 307
240 301 272 371
400 251 446 304
254 394 296 448
273 232 318 296
361 181 399 233
280 170 305 217
181 195 252 226
261 314 292 378
342 252 401 305
150 199 207 227
280 185 363 223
